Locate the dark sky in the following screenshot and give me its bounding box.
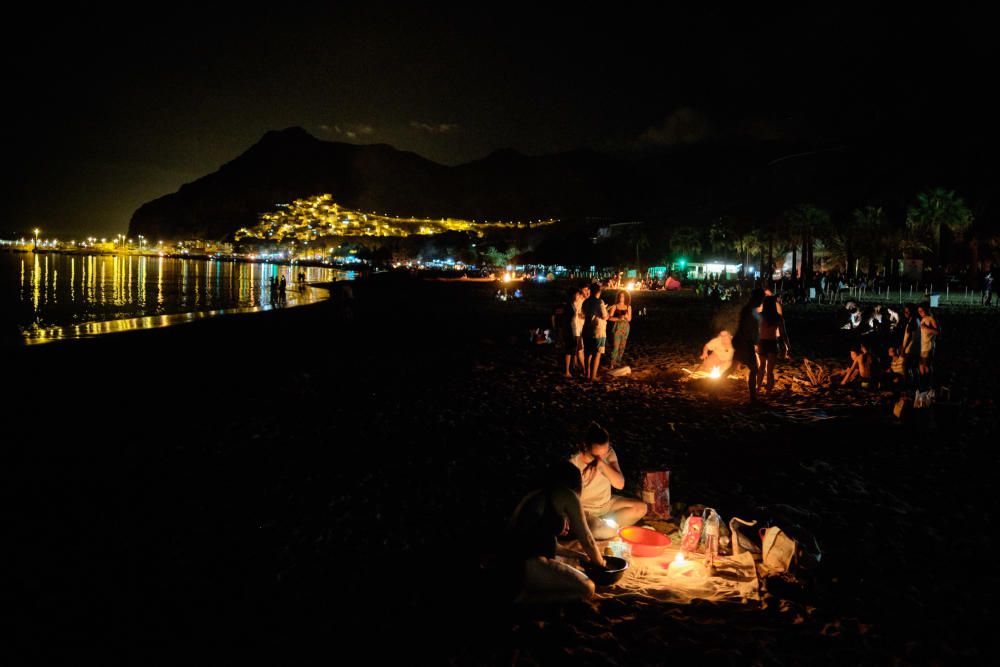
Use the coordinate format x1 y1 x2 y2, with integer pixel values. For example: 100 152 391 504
3 5 995 238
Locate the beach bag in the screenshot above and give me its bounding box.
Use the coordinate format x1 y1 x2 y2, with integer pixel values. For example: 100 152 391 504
760 526 798 574
680 515 703 552
640 470 670 518
914 389 935 409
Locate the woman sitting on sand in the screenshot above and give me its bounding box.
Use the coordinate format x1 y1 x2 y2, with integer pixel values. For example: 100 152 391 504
699 330 734 374
841 345 873 386
506 461 605 604
885 347 906 386
607 291 632 369
569 423 647 540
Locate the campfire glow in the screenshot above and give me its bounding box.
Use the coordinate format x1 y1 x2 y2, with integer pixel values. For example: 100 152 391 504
502 272 512 283
626 281 636 291
710 367 721 379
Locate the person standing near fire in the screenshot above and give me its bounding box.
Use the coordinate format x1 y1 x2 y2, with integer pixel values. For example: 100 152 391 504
733 288 764 403
900 304 920 386
607 290 632 370
917 303 939 386
582 282 609 381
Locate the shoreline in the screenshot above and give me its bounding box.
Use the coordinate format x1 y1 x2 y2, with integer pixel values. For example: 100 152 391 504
19 284 332 346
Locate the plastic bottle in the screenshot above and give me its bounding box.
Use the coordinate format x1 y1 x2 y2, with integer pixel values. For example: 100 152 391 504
703 508 721 571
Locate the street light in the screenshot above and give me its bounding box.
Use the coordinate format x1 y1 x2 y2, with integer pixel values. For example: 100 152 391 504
33 228 40 250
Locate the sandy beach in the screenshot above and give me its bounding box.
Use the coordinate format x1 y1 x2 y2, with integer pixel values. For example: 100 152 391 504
9 275 998 662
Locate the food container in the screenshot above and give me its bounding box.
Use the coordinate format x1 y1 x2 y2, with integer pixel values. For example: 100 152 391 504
618 526 671 557
581 556 629 586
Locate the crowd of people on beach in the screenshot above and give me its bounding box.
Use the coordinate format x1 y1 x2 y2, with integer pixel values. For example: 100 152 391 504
835 302 940 393
721 286 941 402
551 282 634 381
500 272 956 604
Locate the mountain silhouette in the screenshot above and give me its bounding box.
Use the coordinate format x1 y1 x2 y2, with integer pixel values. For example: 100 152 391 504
128 128 997 241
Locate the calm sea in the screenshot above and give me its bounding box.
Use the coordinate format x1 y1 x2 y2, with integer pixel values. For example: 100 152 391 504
1 251 348 343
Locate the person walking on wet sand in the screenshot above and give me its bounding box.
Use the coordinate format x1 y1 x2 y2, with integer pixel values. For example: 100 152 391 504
733 288 764 402
279 275 287 303
582 283 609 381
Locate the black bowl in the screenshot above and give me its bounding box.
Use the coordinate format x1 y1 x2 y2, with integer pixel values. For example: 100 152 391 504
582 556 629 586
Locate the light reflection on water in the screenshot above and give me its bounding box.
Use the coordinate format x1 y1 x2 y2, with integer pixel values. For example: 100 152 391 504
2 252 346 343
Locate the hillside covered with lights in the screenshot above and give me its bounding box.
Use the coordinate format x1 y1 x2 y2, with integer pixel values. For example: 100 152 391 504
235 194 555 243
129 127 633 242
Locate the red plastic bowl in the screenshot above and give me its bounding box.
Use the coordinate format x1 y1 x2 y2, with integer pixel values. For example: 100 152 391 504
619 526 671 557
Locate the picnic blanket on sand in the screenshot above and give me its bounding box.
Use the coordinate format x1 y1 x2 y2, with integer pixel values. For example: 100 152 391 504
597 548 760 605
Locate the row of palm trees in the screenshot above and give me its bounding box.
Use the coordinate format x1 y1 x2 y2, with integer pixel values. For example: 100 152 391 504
664 188 981 280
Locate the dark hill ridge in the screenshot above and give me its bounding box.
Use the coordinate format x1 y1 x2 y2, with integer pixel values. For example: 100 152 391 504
128 128 998 241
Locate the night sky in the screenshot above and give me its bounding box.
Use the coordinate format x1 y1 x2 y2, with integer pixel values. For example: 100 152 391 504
3 5 995 239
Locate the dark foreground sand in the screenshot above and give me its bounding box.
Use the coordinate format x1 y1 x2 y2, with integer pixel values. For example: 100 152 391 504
8 275 999 662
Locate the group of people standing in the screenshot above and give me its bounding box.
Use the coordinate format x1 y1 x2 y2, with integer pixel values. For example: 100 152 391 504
552 283 633 381
268 274 288 303
731 288 791 402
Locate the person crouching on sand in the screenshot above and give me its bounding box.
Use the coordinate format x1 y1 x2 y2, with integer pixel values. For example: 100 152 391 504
841 345 873 387
569 423 647 540
699 330 734 374
506 461 605 604
886 346 906 386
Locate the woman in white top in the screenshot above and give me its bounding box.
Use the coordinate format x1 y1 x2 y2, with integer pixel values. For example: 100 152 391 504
568 423 647 540
916 303 940 379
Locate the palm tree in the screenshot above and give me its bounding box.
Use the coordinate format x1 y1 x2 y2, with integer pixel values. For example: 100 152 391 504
626 225 650 270
852 206 887 278
785 205 830 282
735 230 764 278
709 217 737 258
669 226 703 261
906 188 974 267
